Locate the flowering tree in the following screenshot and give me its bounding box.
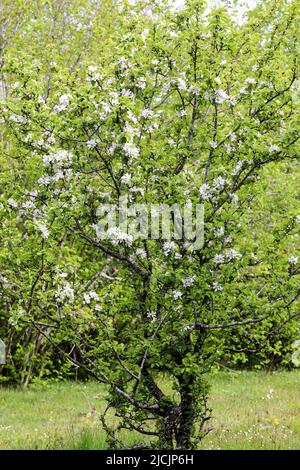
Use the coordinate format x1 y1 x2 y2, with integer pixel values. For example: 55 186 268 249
1 0 299 449
0 0 119 385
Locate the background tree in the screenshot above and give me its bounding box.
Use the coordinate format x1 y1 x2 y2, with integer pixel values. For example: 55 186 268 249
0 0 119 385
1 0 299 449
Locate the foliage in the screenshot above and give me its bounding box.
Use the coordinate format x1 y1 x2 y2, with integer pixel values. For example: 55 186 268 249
0 0 299 449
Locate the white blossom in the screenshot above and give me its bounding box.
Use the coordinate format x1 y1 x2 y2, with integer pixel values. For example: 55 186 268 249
54 93 72 112
212 176 226 191
22 200 35 210
225 143 234 153
130 186 144 196
163 241 177 256
55 282 74 303
107 227 133 246
215 89 230 104
83 293 91 304
89 291 99 300
47 134 55 144
0 275 10 287
102 103 111 114
136 248 147 258
178 78 187 90
43 150 73 168
173 290 183 300
83 291 99 304
37 176 52 186
119 56 132 70
122 88 135 99
269 144 280 153
136 77 146 89
225 248 242 260
121 173 132 185
8 198 18 208
288 256 299 264
123 142 140 159
24 133 33 143
86 139 99 149
147 310 157 322
214 227 224 238
109 92 119 107
231 193 239 204
35 221 49 239
213 254 225 265
182 276 196 287
141 29 149 41
88 65 98 74
199 183 211 200
9 114 26 124
57 271 68 278
11 81 20 90
141 108 153 119
232 160 245 176
212 282 223 292
109 143 117 154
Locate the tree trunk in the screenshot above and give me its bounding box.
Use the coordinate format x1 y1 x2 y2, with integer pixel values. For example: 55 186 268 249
176 381 196 449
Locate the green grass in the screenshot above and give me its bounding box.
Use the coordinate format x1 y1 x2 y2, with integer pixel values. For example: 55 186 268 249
0 370 299 450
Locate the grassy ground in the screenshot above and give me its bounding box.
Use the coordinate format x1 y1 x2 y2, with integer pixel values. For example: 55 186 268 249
0 370 299 450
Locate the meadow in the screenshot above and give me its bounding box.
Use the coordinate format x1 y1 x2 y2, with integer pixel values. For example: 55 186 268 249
0 370 299 450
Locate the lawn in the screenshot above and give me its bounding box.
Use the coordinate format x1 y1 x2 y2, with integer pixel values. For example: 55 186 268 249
0 370 299 450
